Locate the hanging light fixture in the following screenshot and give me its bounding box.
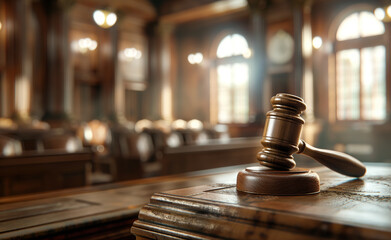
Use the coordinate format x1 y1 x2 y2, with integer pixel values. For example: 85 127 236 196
93 9 117 28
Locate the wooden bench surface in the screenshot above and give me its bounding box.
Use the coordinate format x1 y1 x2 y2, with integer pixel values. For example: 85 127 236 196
0 164 251 239
132 163 391 240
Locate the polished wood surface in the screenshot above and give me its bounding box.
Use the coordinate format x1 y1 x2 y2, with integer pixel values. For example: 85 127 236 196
132 163 391 240
0 164 253 239
298 140 366 177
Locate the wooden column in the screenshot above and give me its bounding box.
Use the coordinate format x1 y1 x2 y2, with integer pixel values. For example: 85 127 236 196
148 23 175 121
38 0 72 127
293 0 305 97
99 24 122 123
2 0 22 118
301 0 314 121
247 0 268 121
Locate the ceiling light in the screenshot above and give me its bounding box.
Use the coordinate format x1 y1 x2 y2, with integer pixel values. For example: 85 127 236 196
93 10 117 28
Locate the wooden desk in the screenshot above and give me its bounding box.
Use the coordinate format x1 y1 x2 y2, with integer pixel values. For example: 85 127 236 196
132 163 391 240
0 164 252 239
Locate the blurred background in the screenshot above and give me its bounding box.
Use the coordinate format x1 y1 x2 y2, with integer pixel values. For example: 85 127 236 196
0 0 390 196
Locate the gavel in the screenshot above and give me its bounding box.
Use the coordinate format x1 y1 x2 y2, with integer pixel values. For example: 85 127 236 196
257 93 366 177
237 93 366 195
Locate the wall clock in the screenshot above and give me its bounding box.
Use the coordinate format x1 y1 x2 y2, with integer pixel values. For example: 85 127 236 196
267 30 294 65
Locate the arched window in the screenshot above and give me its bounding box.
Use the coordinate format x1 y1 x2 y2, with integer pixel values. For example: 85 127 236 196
334 11 386 121
213 34 251 123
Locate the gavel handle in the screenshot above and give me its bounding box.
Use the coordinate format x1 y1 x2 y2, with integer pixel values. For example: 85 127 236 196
298 140 366 177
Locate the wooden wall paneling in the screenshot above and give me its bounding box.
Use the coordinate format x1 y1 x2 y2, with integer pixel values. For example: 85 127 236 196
100 25 121 122
69 19 101 121
30 1 46 119
175 34 200 120
0 0 4 70
140 23 162 120
124 90 139 121
118 30 148 91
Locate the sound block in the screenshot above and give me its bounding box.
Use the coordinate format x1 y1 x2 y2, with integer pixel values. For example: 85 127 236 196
236 166 320 195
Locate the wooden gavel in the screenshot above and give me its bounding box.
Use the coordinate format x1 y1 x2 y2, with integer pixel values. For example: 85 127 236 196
257 93 366 177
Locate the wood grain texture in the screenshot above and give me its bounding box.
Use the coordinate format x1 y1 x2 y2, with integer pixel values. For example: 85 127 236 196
132 163 391 240
0 164 250 239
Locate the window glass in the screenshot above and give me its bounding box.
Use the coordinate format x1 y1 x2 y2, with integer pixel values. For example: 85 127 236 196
217 34 250 58
215 34 250 123
336 49 360 120
336 11 384 41
361 46 386 120
335 11 386 121
336 13 360 41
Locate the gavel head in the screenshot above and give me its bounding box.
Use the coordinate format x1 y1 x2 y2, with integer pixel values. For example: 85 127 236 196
257 93 306 170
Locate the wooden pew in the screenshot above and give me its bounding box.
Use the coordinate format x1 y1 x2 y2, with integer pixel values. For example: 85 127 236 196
0 150 92 196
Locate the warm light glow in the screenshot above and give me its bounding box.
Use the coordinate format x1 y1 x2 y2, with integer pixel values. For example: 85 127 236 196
15 76 30 116
188 52 203 64
71 38 97 53
93 10 117 28
312 36 323 49
119 47 142 61
172 119 187 130
187 119 203 130
387 5 391 17
242 48 252 58
0 21 2 30
106 13 117 26
374 7 385 21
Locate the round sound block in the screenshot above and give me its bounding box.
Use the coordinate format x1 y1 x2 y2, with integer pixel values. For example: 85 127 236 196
236 166 320 195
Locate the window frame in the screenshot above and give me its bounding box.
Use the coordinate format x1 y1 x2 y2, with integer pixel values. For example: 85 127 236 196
329 7 389 123
209 32 252 125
